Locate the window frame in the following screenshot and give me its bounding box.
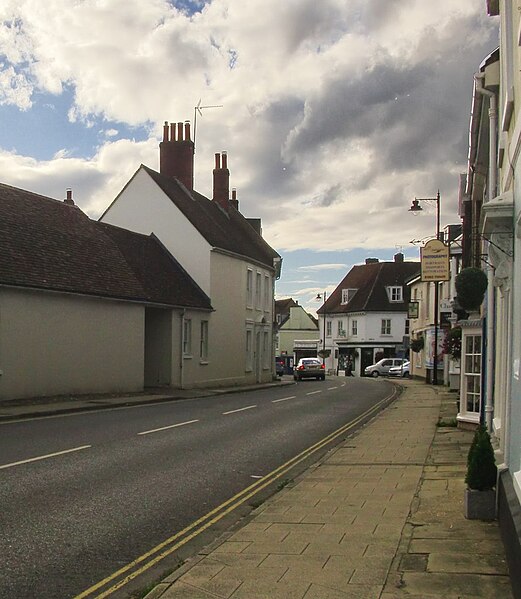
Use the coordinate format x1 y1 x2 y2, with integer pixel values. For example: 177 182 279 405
183 318 192 356
381 319 391 336
388 286 403 302
246 269 253 307
200 320 209 361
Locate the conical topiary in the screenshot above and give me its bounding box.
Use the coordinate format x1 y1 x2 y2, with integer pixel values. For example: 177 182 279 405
465 425 497 491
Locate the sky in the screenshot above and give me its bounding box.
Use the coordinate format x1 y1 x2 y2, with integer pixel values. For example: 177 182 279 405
0 0 498 315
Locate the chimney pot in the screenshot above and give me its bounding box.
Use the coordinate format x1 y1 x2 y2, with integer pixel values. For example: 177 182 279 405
213 152 230 209
394 252 404 263
159 118 195 190
64 188 75 205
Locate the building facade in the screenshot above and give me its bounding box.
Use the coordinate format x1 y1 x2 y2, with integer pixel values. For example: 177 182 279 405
317 254 419 376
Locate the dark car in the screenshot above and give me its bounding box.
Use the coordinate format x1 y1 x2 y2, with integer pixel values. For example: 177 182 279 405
275 357 285 377
293 358 325 381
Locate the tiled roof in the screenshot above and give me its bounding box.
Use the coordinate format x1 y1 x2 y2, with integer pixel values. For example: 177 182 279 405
0 182 212 309
141 166 280 269
317 260 420 315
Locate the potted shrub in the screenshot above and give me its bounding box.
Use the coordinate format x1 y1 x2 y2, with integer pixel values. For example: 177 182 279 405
455 267 488 312
464 425 498 520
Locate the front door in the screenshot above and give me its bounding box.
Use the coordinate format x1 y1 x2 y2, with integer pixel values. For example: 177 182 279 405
361 348 374 374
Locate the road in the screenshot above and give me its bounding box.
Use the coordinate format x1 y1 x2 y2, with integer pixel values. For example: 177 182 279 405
0 376 396 598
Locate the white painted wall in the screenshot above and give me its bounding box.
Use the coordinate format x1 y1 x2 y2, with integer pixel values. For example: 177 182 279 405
0 288 144 399
101 168 213 295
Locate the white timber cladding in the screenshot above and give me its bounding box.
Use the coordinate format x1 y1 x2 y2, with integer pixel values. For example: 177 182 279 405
0 288 144 399
100 168 213 295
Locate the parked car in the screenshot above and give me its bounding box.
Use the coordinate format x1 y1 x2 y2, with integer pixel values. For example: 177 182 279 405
364 358 407 377
293 357 326 381
388 360 410 378
275 357 285 377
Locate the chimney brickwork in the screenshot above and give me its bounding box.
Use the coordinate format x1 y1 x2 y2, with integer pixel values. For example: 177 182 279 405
159 120 194 190
213 151 230 210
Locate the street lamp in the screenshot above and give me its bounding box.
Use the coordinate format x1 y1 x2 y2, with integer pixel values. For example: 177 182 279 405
409 190 441 385
316 291 327 366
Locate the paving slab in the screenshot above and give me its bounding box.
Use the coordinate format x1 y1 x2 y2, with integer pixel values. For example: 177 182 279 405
147 381 514 599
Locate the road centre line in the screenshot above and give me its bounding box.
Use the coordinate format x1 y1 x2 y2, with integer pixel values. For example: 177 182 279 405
74 387 399 599
0 445 91 470
222 405 257 415
272 396 296 403
306 390 322 396
138 420 199 436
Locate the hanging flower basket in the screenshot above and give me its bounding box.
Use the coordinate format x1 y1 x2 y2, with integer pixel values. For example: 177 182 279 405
455 268 488 311
442 326 462 360
410 336 424 353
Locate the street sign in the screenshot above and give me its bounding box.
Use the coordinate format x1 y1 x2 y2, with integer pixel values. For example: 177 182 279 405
421 239 449 282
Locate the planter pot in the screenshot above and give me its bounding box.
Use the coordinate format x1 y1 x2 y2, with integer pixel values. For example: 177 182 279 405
464 488 496 521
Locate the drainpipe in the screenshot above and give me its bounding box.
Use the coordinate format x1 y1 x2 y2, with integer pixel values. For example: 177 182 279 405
180 309 185 389
474 72 497 433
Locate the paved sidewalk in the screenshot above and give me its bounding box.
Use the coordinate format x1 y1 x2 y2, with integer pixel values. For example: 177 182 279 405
0 379 293 421
146 380 513 599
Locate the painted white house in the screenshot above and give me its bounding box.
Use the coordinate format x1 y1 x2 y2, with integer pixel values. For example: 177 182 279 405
317 254 419 376
0 184 212 400
459 1 521 589
100 121 281 388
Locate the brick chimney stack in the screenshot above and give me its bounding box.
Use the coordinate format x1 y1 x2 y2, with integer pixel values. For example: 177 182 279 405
159 120 194 190
213 151 230 210
230 188 239 210
64 188 75 206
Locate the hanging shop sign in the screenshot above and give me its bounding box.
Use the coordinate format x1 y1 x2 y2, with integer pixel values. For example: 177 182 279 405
421 239 450 282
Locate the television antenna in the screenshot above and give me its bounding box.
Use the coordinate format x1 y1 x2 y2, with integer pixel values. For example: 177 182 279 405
193 99 223 153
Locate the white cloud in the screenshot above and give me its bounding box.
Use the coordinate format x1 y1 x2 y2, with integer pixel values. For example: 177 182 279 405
0 0 498 255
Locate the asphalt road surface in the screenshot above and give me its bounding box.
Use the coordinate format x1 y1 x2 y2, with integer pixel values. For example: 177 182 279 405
0 376 396 599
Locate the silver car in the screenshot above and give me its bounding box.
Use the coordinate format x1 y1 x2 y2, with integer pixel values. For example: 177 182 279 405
364 358 407 377
388 360 410 377
293 358 326 381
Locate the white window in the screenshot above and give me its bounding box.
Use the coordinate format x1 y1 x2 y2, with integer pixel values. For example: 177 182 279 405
264 275 270 310
463 334 482 414
381 319 391 335
183 318 192 355
246 329 253 371
263 331 269 368
337 321 344 336
200 320 208 361
326 320 332 337
246 269 253 306
352 320 358 336
388 286 403 302
255 272 262 308
341 288 357 304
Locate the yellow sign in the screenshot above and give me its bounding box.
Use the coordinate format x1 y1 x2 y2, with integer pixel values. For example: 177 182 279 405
421 239 449 282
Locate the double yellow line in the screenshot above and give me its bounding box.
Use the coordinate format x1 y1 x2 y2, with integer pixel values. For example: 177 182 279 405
74 388 397 598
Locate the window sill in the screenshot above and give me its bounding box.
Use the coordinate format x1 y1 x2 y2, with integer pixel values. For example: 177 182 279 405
200 360 209 366
183 354 193 360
